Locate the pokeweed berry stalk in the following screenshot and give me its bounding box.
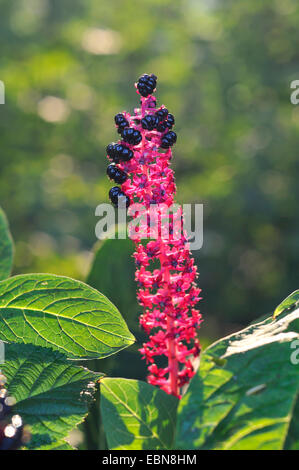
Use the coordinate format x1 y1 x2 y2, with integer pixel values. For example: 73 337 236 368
106 74 202 398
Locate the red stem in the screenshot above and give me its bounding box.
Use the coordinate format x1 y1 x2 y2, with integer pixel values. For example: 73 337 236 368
139 95 179 397
160 246 179 397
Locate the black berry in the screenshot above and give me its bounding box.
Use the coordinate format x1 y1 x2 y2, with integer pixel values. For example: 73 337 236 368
155 108 168 122
137 73 157 97
141 115 157 131
109 186 122 203
161 131 177 148
121 127 142 145
117 144 134 161
114 113 127 126
109 186 130 208
114 113 129 133
107 164 128 184
106 143 116 160
156 121 168 132
166 113 175 129
106 143 133 162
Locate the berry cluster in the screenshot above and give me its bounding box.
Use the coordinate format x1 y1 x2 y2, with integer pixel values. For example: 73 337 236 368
137 73 157 97
141 108 175 133
106 75 177 209
0 373 27 450
105 74 201 398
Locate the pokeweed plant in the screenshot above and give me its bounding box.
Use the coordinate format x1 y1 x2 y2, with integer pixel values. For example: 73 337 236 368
0 75 298 451
106 74 202 398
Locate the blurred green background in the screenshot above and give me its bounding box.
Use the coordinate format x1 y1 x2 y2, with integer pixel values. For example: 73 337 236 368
1 0 299 346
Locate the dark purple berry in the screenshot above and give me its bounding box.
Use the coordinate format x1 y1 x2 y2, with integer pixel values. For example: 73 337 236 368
141 115 157 131
155 108 168 122
117 122 128 133
106 143 117 160
107 143 133 162
114 113 127 126
114 114 129 134
137 73 157 97
121 127 142 145
118 145 133 161
166 113 175 128
107 164 117 180
156 121 168 132
109 186 130 208
109 186 122 203
107 164 128 184
161 131 177 149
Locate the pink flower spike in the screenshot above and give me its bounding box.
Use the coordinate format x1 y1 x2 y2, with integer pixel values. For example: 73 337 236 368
106 73 202 398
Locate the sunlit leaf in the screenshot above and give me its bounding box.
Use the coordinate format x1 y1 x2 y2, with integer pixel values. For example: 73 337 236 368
101 378 178 450
1 343 102 449
0 274 135 359
176 310 299 450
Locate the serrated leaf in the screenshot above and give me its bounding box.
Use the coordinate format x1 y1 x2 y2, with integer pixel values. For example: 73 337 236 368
273 290 299 319
0 274 135 359
0 206 13 281
1 342 102 449
100 378 178 450
176 310 299 450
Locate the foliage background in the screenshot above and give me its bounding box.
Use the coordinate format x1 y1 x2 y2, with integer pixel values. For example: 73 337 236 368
0 0 299 348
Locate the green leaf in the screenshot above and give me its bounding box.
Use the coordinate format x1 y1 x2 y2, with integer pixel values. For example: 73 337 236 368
284 397 299 450
0 274 135 359
1 342 102 449
0 206 13 281
273 290 299 319
100 378 178 450
34 440 74 450
176 310 299 450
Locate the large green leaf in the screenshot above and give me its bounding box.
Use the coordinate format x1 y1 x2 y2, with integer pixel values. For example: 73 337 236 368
0 274 135 359
1 343 102 449
0 206 13 281
176 309 299 450
100 378 178 450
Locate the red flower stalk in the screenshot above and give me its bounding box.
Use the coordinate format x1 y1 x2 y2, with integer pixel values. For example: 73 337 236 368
106 74 202 398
